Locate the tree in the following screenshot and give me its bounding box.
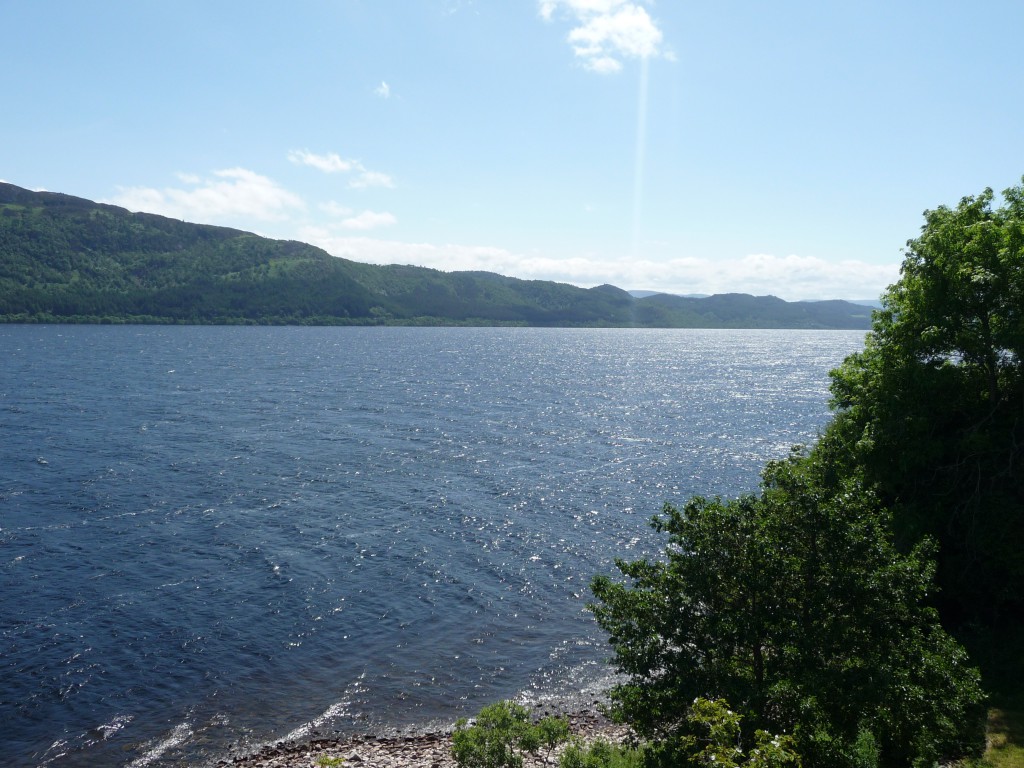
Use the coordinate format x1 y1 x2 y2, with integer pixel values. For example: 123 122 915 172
590 451 984 767
825 179 1024 677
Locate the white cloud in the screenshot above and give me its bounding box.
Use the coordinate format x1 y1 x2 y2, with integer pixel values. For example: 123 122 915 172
320 201 397 229
298 234 520 273
539 0 666 73
350 170 395 189
340 211 397 230
586 55 622 74
375 81 390 98
288 149 394 189
107 169 304 223
287 149 357 174
298 231 898 301
540 0 624 21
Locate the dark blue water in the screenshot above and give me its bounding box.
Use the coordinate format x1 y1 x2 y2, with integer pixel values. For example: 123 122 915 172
0 326 864 767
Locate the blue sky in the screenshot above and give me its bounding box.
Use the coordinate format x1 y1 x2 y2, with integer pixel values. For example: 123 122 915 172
4 1 1023 300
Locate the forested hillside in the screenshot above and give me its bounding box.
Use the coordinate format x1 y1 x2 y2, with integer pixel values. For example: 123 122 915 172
0 183 873 328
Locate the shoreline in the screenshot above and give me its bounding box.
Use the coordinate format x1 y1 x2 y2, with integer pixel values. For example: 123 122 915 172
220 707 632 768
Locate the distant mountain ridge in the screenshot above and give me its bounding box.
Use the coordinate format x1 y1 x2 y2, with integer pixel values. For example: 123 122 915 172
0 182 874 328
629 290 711 299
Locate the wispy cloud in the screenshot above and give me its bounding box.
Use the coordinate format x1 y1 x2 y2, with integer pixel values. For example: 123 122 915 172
348 170 394 189
340 211 397 230
288 149 395 189
374 81 390 99
306 207 397 233
287 149 357 174
106 169 304 223
539 0 667 73
319 200 353 218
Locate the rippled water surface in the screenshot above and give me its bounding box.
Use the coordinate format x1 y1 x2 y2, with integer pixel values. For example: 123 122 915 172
0 326 864 766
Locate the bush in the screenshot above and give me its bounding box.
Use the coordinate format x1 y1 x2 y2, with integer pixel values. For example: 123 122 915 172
559 738 644 768
452 700 570 768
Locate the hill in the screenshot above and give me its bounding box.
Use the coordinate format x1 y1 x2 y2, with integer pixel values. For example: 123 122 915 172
0 183 873 328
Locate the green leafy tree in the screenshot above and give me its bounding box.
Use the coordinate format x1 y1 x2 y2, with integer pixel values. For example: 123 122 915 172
590 452 984 767
825 179 1024 680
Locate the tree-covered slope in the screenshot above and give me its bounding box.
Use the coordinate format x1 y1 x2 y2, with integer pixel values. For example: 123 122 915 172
635 292 875 329
0 182 874 327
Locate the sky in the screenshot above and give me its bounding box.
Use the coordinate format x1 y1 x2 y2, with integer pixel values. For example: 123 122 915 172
3 1 1024 301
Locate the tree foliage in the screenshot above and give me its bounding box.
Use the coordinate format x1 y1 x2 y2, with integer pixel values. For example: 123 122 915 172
673 698 800 768
825 179 1024 674
591 452 984 767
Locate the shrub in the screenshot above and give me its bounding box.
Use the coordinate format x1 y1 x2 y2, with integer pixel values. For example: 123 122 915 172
559 738 644 768
452 700 570 768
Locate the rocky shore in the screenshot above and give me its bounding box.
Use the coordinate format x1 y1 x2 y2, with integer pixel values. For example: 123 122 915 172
221 709 632 768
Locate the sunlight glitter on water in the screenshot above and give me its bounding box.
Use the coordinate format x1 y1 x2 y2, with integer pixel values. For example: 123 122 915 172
0 326 864 767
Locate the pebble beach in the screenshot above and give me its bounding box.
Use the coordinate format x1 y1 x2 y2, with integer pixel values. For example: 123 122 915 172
222 709 631 768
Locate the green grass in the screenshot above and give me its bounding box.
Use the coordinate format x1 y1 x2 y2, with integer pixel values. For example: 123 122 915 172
981 708 1024 767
